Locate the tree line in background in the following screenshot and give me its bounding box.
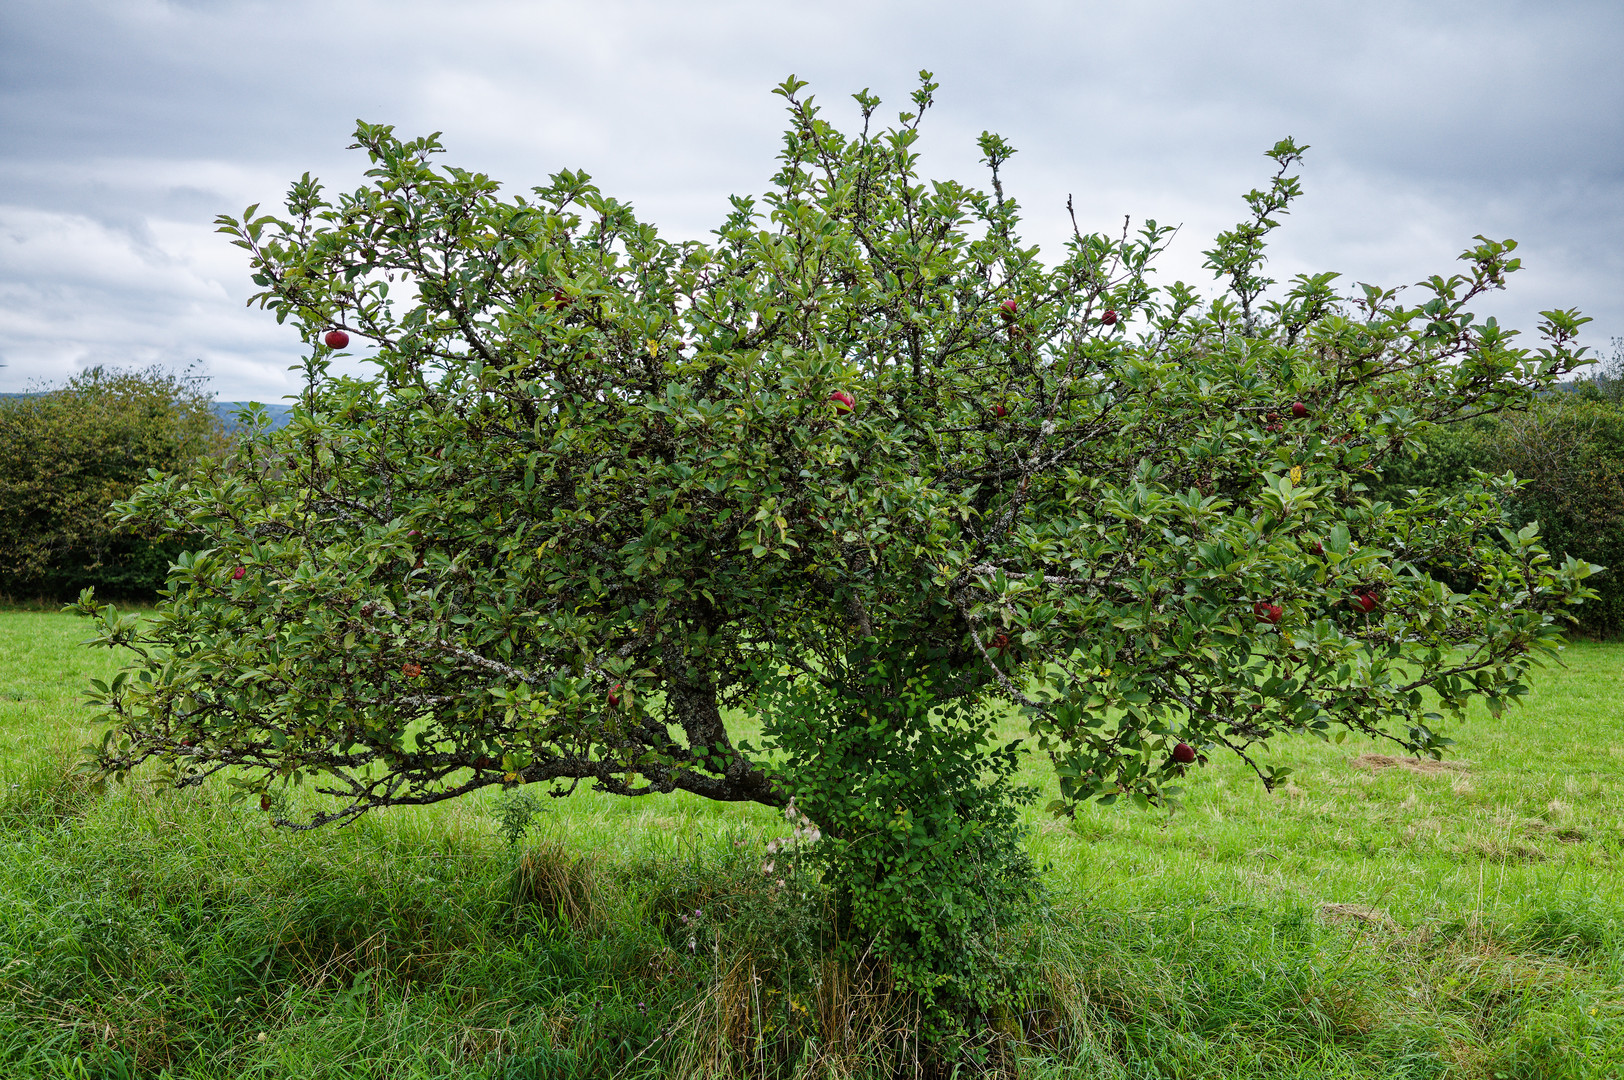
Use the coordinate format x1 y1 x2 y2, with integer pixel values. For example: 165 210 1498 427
1377 337 1624 639
2 348 1621 634
0 367 226 601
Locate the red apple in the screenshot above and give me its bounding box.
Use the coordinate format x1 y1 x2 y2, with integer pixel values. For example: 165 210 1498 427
1101 309 1118 326
829 390 855 414
1267 604 1282 623
323 329 350 349
991 404 1008 418
1172 742 1197 765
1307 541 1324 557
231 565 246 581
1291 401 1308 418
1354 592 1379 613
1000 299 1018 320
608 683 624 708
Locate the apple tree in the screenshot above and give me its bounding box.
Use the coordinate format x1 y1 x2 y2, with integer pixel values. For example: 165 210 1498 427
76 75 1599 1016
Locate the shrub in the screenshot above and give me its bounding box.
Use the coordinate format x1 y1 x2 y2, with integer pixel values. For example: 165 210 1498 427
0 366 225 601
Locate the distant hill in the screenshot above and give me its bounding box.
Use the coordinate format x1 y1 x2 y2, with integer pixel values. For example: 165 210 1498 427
212 401 294 431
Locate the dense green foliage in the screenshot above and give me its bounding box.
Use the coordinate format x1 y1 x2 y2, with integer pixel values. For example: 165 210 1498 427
0 367 224 601
1376 392 1624 638
74 75 1598 1026
4 613 1624 1077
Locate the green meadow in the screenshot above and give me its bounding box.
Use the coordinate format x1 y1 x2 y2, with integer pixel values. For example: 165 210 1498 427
1 609 1620 1078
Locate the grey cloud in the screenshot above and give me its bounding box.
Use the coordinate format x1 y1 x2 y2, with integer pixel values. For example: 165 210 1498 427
1 0 1619 396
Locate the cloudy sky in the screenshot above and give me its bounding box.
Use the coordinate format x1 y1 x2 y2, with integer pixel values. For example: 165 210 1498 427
2 0 1619 401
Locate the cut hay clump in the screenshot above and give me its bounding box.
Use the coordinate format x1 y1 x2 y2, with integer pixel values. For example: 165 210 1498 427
1349 754 1470 776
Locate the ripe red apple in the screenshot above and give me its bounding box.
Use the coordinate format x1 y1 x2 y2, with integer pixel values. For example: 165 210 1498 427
231 565 245 581
323 329 349 349
1000 299 1018 320
1266 604 1282 623
1266 423 1282 433
1101 309 1118 326
1307 541 1324 557
607 683 624 708
829 390 855 414
991 404 1008 418
1172 742 1197 765
1291 401 1308 418
1354 592 1379 613
402 661 422 678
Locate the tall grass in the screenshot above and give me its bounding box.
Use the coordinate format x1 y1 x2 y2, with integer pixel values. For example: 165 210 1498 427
1 610 1621 1077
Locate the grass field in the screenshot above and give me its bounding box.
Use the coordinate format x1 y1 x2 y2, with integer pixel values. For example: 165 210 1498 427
1 609 1620 1078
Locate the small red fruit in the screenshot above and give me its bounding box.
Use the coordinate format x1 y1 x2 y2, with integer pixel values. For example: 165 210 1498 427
1267 412 1280 422
1354 592 1378 613
323 329 349 349
1266 423 1282 433
1172 742 1197 764
990 632 1010 651
1291 401 1308 418
1100 309 1118 326
402 661 422 678
991 404 1008 418
1267 604 1282 623
607 683 624 708
231 565 245 581
552 290 572 307
1000 299 1018 320
829 391 855 414
1308 541 1324 557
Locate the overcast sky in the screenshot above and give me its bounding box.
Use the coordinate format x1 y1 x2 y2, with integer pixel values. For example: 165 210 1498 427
2 0 1619 401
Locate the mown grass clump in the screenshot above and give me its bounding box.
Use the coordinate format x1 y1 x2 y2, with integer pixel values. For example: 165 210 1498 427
2 610 1622 1077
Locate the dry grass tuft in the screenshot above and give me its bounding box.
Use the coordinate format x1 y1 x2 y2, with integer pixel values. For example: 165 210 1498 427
510 841 606 933
1318 903 1400 933
665 955 916 1079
